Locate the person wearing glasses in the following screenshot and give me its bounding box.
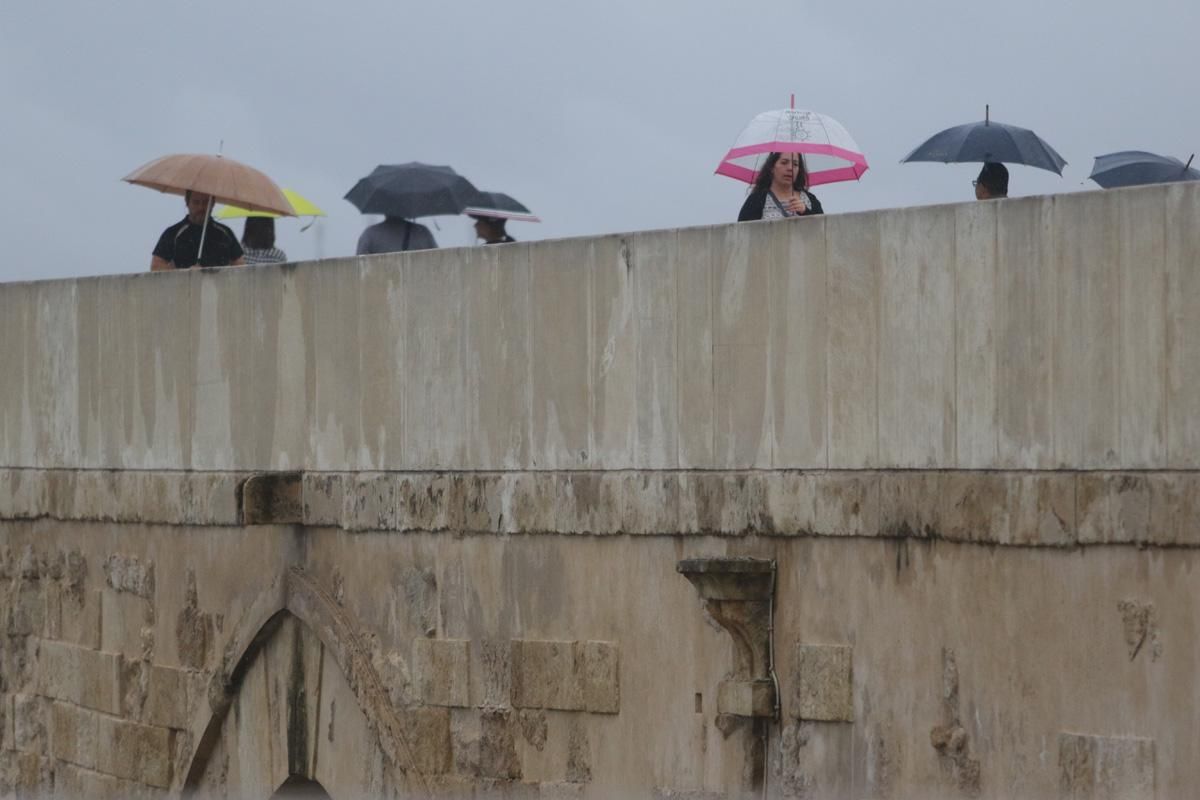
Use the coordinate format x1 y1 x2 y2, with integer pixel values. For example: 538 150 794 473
974 162 1009 200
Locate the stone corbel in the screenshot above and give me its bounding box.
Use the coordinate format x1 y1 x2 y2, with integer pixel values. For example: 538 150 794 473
677 557 777 719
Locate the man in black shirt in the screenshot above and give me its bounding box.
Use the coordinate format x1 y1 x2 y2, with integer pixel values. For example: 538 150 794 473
151 191 245 270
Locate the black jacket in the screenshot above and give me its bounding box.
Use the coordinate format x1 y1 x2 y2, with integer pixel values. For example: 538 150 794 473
738 189 824 221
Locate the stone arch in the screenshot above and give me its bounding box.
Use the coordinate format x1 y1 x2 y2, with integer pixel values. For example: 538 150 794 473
181 567 436 798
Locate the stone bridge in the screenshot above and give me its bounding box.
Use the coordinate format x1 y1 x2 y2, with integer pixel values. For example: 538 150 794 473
1 183 1198 798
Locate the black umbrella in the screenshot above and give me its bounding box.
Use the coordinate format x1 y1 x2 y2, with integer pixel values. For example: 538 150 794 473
902 106 1067 175
1088 151 1199 189
344 162 480 218
463 190 541 222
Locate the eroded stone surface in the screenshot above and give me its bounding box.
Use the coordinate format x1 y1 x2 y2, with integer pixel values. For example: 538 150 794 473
794 644 853 722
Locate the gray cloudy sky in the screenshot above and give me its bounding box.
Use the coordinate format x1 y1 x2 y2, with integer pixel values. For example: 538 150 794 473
1 0 1197 283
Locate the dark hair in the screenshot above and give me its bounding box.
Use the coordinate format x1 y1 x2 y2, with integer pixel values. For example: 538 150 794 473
242 217 276 249
977 162 1009 196
753 152 809 193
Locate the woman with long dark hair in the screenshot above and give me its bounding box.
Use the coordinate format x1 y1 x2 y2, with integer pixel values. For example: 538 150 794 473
737 152 824 221
241 217 288 265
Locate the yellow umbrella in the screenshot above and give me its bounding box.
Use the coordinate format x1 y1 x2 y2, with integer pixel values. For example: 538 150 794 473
217 188 325 219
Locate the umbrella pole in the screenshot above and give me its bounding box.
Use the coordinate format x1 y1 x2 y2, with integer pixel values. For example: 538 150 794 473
197 197 212 266
1185 154 1195 175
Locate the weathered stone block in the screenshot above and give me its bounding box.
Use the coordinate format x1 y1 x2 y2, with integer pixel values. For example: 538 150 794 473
302 472 345 527
1059 732 1155 798
716 679 774 717
103 554 155 598
938 472 1008 542
0 751 52 796
55 761 166 800
395 706 451 775
1008 473 1076 546
0 470 48 520
795 644 853 722
5 580 45 636
241 471 302 525
132 472 189 525
511 640 578 711
96 714 174 788
497 472 557 534
1078 474 1152 544
142 664 197 730
413 638 471 707
183 472 243 526
396 473 453 532
510 640 619 714
814 472 879 537
620 472 679 535
559 472 623 535
0 694 11 752
878 471 939 538
45 586 102 650
343 472 396 532
70 470 124 522
450 708 481 776
101 590 155 659
471 639 512 708
1148 472 1200 545
479 708 521 780
50 701 100 769
577 641 619 714
11 694 46 754
457 473 503 533
765 472 817 536
36 639 123 714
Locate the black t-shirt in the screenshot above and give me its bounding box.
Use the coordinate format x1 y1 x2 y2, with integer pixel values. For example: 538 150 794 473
152 216 244 268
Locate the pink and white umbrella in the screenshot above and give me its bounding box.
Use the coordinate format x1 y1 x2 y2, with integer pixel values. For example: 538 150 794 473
715 101 869 187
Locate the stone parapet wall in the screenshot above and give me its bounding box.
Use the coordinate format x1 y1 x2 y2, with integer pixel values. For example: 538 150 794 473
2 468 1197 548
3 184 1200 475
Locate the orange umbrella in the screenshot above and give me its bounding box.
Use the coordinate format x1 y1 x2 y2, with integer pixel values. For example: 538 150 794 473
123 153 294 263
123 153 294 215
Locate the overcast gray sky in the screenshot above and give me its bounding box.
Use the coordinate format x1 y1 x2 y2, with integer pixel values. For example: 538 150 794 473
1 0 1197 282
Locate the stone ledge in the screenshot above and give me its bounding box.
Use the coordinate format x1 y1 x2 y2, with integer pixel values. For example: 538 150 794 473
3 468 1200 548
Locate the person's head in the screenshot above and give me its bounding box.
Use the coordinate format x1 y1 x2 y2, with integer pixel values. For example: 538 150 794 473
242 217 276 250
471 215 508 243
754 152 809 193
184 190 214 223
974 162 1009 200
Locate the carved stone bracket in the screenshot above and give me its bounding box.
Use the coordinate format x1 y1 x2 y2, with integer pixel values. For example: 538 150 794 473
677 557 776 718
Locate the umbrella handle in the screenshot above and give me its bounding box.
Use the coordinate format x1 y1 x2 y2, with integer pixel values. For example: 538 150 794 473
197 197 212 266
1185 154 1195 173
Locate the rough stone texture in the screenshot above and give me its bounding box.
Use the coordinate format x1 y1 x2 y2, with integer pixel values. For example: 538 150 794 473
96 714 174 788
55 761 168 800
795 644 853 722
8 467 1200 548
1059 733 1155 799
241 471 302 525
479 709 521 780
1117 599 1162 662
35 639 123 715
50 700 100 769
102 554 154 597
10 693 46 754
302 472 344 527
413 638 471 708
140 664 198 730
510 640 619 714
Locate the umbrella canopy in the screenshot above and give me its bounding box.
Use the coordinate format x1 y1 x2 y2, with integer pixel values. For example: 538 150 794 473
463 191 541 222
1088 151 1200 189
902 108 1067 175
123 153 294 215
344 163 480 219
715 105 869 187
217 188 325 219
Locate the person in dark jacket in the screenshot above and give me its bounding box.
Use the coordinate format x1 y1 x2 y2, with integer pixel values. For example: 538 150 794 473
737 152 824 221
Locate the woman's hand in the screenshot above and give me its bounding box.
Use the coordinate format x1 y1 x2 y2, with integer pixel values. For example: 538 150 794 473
786 195 807 215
